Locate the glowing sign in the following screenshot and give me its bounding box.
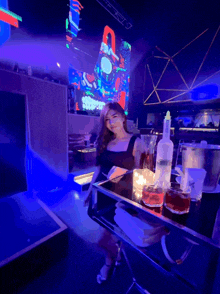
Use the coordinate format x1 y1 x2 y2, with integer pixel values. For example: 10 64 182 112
0 6 22 27
0 1 22 46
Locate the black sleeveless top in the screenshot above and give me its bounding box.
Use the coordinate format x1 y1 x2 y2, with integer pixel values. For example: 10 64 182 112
95 135 138 182
87 135 138 216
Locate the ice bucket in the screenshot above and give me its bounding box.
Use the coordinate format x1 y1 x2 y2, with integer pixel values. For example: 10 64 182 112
181 143 220 192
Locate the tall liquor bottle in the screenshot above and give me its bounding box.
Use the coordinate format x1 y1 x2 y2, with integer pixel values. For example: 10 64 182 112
154 111 173 189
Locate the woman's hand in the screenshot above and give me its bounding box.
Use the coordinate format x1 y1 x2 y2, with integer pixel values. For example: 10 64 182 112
107 166 128 183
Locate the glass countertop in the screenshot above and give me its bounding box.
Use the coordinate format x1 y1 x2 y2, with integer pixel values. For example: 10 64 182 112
93 170 220 248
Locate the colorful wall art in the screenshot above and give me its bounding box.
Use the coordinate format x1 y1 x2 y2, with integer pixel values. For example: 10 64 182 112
68 25 131 114
66 0 83 44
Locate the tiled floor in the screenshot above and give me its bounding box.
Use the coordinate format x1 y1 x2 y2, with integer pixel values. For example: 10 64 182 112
13 187 135 294
2 166 200 294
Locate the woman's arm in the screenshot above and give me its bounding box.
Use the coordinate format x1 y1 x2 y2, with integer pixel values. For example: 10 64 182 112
84 166 101 206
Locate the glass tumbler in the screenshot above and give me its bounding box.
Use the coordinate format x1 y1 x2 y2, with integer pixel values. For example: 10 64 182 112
141 185 165 214
164 185 191 215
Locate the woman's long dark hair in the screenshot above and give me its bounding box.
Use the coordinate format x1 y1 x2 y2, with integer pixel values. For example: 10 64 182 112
95 102 129 158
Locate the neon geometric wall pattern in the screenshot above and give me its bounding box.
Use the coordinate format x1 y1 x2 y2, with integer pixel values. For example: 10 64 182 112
69 25 131 114
0 1 22 46
66 0 83 48
144 25 220 105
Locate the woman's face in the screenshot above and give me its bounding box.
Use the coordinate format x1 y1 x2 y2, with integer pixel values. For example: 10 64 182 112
105 109 125 133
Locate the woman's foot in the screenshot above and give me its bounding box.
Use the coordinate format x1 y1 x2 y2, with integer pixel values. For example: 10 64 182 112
115 241 122 266
97 263 114 284
115 252 122 266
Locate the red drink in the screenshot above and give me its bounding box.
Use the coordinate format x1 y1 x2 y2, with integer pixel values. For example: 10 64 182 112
164 187 191 215
142 185 165 208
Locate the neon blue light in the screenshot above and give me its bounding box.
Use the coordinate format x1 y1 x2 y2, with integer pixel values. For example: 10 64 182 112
191 84 219 102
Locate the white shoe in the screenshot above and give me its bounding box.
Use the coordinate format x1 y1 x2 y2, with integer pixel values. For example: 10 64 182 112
97 263 112 284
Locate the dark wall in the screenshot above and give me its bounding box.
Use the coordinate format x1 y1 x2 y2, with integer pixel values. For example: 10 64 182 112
0 92 27 197
0 69 68 193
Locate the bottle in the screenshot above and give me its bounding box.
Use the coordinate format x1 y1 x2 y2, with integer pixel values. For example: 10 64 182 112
154 111 174 189
28 66 32 76
84 132 91 147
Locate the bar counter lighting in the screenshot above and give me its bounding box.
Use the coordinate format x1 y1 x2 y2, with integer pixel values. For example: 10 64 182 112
77 148 96 153
74 172 94 185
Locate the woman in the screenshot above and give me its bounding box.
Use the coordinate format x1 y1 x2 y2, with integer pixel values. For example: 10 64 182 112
84 102 147 283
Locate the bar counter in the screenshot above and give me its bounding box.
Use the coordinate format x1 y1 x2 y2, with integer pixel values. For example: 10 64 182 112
88 171 220 294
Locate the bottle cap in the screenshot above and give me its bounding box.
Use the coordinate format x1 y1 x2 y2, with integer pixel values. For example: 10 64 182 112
200 140 208 147
165 111 171 120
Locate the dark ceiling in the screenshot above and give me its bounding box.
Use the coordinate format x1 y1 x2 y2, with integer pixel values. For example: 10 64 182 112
2 0 220 119
9 0 220 52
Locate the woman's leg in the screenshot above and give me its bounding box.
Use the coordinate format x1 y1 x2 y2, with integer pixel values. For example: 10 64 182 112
98 228 118 259
97 228 119 281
